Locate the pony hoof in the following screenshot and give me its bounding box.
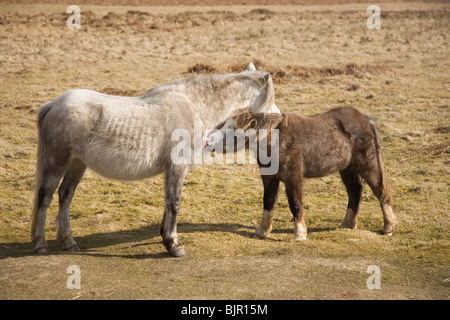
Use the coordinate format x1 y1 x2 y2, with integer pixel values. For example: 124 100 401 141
253 227 269 239
252 233 265 239
294 234 307 241
382 224 394 236
35 247 49 255
168 246 187 258
339 222 357 229
66 245 81 252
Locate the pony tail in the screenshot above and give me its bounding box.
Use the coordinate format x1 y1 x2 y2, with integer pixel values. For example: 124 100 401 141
368 116 392 204
30 103 52 240
30 133 42 240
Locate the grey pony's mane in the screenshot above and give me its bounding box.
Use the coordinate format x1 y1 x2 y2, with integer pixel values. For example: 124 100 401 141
161 71 272 88
143 71 275 114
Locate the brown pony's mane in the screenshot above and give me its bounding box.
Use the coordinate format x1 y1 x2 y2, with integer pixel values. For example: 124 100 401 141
234 111 288 131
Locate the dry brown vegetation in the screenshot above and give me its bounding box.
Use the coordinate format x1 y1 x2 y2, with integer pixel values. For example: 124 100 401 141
0 2 449 300
0 0 417 5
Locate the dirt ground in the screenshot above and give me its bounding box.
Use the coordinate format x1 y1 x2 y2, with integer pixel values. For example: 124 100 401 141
0 1 449 300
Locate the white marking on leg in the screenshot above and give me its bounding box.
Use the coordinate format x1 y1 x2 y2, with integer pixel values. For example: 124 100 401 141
381 203 396 236
255 209 273 238
339 208 357 229
294 217 307 241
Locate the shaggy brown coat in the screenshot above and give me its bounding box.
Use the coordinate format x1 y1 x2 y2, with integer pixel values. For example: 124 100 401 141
231 107 396 240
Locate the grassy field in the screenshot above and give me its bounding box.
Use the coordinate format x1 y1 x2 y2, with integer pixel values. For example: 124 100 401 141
0 1 449 299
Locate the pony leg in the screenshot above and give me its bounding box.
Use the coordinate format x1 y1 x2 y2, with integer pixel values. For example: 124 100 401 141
285 177 307 241
254 176 279 239
339 168 362 229
359 158 396 236
161 165 188 257
32 168 67 253
56 159 86 251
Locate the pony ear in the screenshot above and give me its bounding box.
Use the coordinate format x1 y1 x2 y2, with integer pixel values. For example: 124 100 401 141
247 62 256 71
259 72 271 85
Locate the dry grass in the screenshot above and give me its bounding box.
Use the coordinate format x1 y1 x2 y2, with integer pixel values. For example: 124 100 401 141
0 2 449 299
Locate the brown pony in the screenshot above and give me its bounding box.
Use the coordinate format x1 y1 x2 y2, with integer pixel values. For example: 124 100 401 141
218 107 396 240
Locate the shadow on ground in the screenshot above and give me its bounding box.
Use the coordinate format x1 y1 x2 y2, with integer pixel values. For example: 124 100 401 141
0 222 336 260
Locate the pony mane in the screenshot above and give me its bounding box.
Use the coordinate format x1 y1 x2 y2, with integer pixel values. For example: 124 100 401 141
144 70 274 113
234 111 287 131
144 73 233 94
147 71 270 91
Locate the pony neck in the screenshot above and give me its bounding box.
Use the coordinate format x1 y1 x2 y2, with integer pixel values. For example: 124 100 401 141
184 72 271 128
